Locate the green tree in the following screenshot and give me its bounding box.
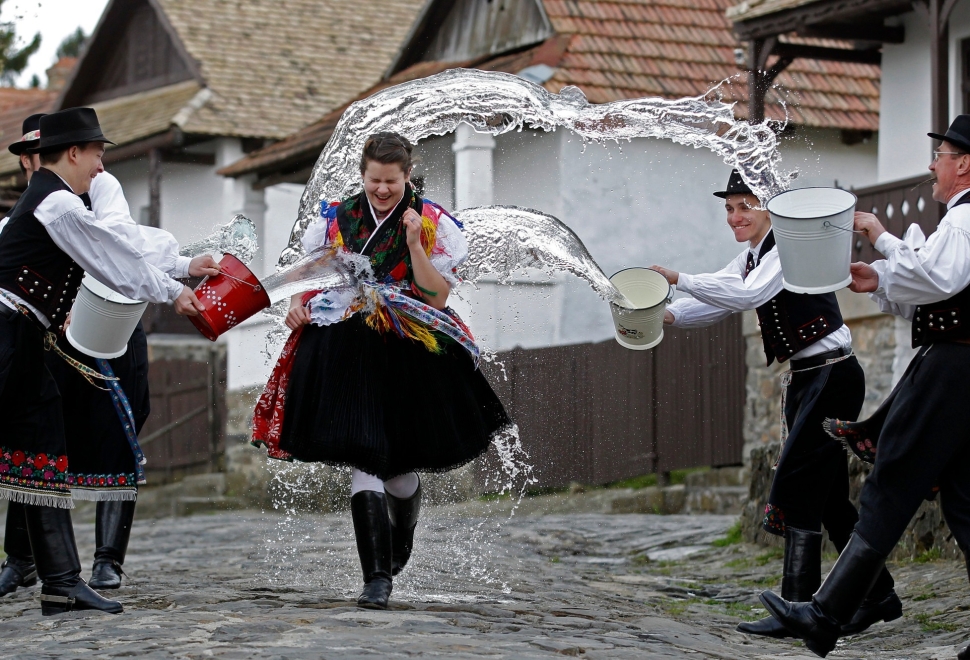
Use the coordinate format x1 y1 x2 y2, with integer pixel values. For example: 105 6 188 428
0 0 41 85
56 27 86 59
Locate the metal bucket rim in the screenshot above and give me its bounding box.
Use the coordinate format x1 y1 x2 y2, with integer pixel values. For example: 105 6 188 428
767 187 858 221
80 275 145 306
609 267 673 311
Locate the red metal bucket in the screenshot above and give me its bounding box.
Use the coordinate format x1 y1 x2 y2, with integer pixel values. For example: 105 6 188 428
189 254 271 341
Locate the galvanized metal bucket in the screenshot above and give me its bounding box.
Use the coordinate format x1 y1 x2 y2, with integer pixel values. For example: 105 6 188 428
609 267 673 350
66 275 148 359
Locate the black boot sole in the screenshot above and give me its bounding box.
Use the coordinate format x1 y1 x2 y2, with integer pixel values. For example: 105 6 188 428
759 592 837 658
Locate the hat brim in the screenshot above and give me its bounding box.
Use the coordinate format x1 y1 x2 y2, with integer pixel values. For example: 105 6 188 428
928 132 970 154
8 140 38 156
36 137 116 155
713 189 754 199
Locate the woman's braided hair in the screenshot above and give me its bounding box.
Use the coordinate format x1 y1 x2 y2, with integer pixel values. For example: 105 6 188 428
360 132 414 174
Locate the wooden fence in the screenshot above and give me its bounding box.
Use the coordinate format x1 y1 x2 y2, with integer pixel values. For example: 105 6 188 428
852 175 944 263
138 347 227 483
483 315 746 489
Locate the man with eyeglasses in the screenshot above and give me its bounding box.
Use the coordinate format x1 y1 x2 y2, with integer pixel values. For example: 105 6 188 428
760 115 970 658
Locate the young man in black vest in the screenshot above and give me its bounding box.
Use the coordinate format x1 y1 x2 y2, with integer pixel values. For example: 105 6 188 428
760 118 970 659
0 112 221 598
650 171 899 639
0 107 203 615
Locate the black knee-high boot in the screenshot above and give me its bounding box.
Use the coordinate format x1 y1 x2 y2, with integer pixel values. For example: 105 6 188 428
88 500 136 589
23 505 123 615
387 480 421 576
760 532 886 658
0 502 37 597
829 529 901 635
351 491 393 609
737 527 821 638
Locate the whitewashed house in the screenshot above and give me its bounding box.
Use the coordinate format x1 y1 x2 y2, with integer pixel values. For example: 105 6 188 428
222 0 885 478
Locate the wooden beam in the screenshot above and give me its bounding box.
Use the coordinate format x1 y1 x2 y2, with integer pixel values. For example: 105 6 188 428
252 165 314 190
733 0 911 40
160 150 216 166
798 22 904 43
774 43 882 64
929 0 949 136
102 130 181 165
148 147 161 228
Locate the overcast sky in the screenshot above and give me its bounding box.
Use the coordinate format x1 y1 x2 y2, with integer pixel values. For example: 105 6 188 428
2 0 110 87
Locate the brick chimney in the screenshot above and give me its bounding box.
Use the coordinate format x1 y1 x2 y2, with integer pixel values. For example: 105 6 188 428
45 57 77 92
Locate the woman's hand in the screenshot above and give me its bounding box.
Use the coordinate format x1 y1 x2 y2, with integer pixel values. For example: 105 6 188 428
286 295 311 330
402 208 423 249
650 265 679 286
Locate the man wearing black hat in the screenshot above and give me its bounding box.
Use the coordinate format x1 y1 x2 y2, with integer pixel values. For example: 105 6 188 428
0 112 221 599
650 170 899 640
760 119 970 658
0 107 204 615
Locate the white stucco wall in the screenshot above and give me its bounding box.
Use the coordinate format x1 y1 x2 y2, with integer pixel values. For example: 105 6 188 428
445 126 879 351
878 12 933 182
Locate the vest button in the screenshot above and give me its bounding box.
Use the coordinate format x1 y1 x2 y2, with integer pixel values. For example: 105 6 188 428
17 277 22 282
29 289 34 293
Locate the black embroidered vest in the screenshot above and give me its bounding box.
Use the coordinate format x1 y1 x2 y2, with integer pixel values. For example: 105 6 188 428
911 193 970 347
753 230 845 365
0 168 84 330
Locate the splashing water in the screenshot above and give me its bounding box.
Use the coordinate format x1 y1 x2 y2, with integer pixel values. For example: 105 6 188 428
280 67 787 268
260 247 361 305
456 206 634 308
180 213 259 265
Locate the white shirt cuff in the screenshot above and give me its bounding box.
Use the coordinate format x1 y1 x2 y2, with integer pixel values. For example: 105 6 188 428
174 256 193 279
167 278 184 301
677 272 694 294
874 231 902 256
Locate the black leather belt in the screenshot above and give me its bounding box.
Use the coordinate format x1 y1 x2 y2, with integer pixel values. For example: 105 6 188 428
790 346 851 371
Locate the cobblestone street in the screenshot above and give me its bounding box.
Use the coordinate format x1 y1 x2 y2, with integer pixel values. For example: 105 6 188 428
1 495 968 659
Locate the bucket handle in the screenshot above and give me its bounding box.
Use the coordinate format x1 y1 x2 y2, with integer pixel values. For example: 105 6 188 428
218 272 263 292
822 220 866 235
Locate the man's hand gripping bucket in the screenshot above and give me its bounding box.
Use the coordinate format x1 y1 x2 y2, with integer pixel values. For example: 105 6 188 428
189 253 271 341
609 267 674 350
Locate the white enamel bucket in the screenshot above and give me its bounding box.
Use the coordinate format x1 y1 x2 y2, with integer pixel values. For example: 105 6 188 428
609 268 673 350
66 275 148 359
767 187 857 294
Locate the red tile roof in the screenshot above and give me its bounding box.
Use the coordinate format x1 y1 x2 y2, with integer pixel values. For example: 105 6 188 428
0 87 59 172
221 0 879 178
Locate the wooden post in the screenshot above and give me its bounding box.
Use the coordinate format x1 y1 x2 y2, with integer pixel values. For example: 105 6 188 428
748 38 767 123
148 147 161 228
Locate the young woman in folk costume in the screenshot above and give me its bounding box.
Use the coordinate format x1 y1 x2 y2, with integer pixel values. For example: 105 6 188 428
253 132 511 609
650 170 899 639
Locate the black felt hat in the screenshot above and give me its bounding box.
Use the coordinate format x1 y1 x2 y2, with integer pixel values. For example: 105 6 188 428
713 169 754 199
8 113 45 155
35 108 114 154
928 115 970 154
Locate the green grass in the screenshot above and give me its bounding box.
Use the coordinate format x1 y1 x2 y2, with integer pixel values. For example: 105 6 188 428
713 521 743 547
914 610 958 632
548 556 561 564
755 547 785 565
660 597 701 616
914 547 942 563
706 600 766 622
629 553 652 566
912 592 937 602
605 467 711 491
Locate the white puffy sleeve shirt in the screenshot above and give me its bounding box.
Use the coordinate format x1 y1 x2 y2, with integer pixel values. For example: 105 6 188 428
667 236 851 358
868 193 970 321
88 172 193 278
34 190 184 304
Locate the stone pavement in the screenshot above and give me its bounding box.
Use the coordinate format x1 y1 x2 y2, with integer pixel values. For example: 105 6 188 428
1 495 968 659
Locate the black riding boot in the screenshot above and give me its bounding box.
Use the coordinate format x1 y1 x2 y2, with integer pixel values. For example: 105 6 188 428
387 480 421 576
351 491 393 610
737 527 821 638
1 502 37 596
88 500 136 589
828 525 901 635
23 505 123 615
760 532 885 658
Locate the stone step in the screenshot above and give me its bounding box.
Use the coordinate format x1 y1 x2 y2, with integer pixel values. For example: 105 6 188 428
683 486 748 515
175 495 246 517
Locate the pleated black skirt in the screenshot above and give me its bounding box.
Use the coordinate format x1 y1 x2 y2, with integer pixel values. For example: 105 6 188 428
278 316 511 480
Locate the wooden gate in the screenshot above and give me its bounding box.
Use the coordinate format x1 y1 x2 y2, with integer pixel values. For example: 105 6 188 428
483 315 745 489
138 347 226 483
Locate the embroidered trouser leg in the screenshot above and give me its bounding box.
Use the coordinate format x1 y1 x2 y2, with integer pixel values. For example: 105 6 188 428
856 344 970 557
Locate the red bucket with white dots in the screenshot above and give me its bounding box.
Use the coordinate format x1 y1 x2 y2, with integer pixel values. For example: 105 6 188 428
189 253 270 341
